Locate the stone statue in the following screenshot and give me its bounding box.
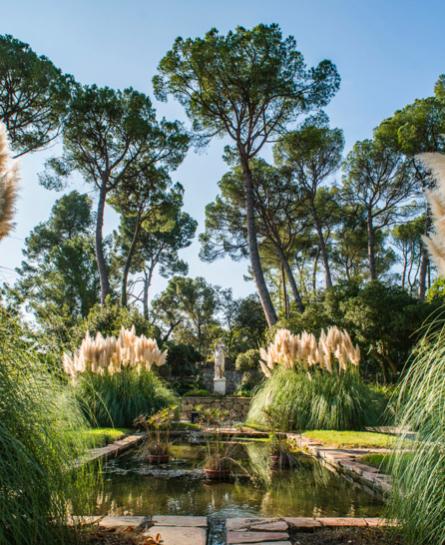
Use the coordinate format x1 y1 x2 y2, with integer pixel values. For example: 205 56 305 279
214 343 225 380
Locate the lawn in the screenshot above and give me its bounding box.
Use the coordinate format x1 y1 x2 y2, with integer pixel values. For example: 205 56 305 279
71 427 131 448
361 452 414 474
302 430 397 449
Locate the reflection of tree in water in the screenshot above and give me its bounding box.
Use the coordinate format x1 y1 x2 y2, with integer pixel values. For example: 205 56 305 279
93 443 382 518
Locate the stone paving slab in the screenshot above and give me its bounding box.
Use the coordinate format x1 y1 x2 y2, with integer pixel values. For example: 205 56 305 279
284 517 322 528
151 515 207 527
230 542 291 545
318 517 368 527
145 525 206 545
96 515 148 528
76 433 144 466
227 518 288 532
365 518 397 527
227 531 289 543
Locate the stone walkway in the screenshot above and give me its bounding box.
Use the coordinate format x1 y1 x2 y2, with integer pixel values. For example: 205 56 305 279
287 433 392 496
78 515 393 545
75 432 144 467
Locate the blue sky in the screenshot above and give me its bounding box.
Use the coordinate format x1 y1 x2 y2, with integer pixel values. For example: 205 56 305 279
1 0 444 298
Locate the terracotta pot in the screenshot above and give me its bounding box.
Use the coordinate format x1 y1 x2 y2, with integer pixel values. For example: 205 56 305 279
146 454 170 464
204 467 231 480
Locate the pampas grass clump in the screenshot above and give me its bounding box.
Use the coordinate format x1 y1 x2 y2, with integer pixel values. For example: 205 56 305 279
389 320 445 545
248 327 381 431
66 327 176 427
63 326 168 378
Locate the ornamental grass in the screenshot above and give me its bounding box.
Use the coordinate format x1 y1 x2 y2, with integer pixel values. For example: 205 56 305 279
0 310 96 545
387 152 445 545
248 327 383 431
64 327 176 427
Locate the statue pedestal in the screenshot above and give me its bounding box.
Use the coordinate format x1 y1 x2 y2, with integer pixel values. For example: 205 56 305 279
213 378 227 396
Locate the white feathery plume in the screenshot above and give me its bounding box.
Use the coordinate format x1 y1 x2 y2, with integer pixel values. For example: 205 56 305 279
63 327 168 379
258 326 361 377
0 122 19 241
418 152 445 275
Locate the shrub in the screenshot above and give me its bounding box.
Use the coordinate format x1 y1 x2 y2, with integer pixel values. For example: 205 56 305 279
0 309 95 545
159 342 203 395
235 349 262 393
183 388 210 397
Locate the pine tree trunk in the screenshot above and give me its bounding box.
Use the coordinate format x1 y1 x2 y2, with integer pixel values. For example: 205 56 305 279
95 184 110 304
143 271 149 320
367 210 377 281
240 156 277 327
418 213 431 300
121 216 141 307
281 264 289 318
276 249 304 312
312 209 333 289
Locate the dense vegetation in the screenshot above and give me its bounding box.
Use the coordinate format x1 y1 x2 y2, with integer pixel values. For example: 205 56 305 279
0 310 95 545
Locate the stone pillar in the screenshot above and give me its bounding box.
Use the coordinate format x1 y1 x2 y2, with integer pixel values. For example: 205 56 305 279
213 377 227 395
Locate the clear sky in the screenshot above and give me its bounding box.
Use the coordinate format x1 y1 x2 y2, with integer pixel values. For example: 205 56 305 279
1 0 444 299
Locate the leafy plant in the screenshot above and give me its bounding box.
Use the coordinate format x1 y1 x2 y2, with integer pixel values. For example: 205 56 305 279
138 406 177 457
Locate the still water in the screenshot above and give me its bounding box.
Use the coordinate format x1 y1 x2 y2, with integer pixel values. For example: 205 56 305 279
93 441 383 519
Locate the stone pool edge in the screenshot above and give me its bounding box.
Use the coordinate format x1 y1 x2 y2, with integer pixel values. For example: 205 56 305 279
286 433 392 497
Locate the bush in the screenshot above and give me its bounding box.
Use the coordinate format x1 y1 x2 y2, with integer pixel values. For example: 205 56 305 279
0 309 95 545
235 349 263 393
74 369 177 427
183 388 210 397
247 367 383 431
71 298 159 348
158 342 204 395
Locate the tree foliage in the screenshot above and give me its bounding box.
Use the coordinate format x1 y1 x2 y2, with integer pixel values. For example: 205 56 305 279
0 34 73 156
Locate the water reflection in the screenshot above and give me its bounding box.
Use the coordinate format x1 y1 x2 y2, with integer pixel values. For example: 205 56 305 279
93 441 383 518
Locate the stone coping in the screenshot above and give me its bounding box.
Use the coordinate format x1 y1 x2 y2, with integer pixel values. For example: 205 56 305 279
72 515 394 528
286 433 392 496
75 432 144 466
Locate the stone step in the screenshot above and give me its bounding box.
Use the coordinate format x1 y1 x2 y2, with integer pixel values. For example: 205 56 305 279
227 531 289 543
144 525 207 545
151 515 207 527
